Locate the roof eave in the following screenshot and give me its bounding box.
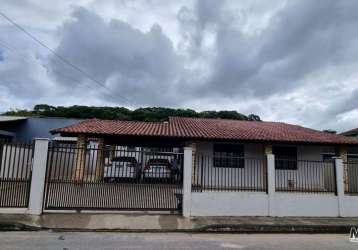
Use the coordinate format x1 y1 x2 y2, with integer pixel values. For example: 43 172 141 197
52 131 358 146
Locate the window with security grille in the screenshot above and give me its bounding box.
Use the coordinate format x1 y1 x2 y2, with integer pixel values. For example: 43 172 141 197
213 144 244 168
273 146 297 170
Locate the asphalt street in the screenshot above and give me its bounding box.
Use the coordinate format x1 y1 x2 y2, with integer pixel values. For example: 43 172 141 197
1 232 358 250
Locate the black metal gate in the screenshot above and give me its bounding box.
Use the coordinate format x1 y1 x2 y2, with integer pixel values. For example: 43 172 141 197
0 141 33 208
44 143 183 211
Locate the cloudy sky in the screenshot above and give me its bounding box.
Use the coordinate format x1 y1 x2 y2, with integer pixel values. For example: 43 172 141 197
0 0 358 132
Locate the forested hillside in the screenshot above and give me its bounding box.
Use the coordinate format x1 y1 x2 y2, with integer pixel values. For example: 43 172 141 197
3 104 261 122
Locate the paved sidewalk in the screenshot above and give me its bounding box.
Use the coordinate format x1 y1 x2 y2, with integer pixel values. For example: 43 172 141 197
1 213 358 233
1 232 357 250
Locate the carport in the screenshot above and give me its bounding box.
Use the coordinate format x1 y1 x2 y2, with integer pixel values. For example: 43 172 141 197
44 119 189 212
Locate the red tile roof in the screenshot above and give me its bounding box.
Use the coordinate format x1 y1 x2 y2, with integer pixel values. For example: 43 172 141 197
51 117 358 145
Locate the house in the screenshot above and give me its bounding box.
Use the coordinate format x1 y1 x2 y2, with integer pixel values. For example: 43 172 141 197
3 116 358 216
48 117 358 217
0 116 82 142
0 116 28 141
52 116 358 163
52 117 358 191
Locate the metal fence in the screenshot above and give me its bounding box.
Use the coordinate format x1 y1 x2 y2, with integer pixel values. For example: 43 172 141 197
344 161 358 194
44 143 183 211
192 154 267 192
275 159 336 194
0 141 33 207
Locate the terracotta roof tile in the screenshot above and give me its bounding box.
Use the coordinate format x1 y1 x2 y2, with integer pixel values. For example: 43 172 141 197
51 117 358 145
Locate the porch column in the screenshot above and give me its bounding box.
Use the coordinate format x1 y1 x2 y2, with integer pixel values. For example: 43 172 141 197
263 145 272 191
335 157 345 217
109 145 116 160
264 144 273 155
339 145 348 192
183 147 193 217
190 143 197 184
28 138 49 215
95 138 105 180
74 134 87 181
266 153 275 216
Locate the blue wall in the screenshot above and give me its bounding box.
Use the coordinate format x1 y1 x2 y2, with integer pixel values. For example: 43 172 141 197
2 117 82 141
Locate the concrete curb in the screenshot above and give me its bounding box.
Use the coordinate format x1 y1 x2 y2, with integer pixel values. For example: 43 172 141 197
200 224 351 234
1 214 356 233
0 222 41 231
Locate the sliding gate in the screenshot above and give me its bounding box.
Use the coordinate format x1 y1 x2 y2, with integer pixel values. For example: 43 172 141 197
44 143 183 211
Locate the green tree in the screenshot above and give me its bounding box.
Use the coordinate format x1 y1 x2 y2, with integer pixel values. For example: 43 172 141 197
2 105 261 122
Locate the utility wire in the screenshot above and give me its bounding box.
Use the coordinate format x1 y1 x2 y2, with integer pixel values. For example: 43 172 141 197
0 11 132 105
0 42 95 96
0 39 120 101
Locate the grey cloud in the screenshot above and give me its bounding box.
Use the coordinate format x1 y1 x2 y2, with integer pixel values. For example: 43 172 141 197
0 50 47 98
49 7 181 106
327 89 358 117
176 0 358 131
0 0 358 132
184 0 358 98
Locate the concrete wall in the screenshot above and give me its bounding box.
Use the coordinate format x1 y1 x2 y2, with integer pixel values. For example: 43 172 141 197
191 192 268 216
342 196 358 217
190 191 353 217
272 193 339 217
189 152 358 217
2 139 358 218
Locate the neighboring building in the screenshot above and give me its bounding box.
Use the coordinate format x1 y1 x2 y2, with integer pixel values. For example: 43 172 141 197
0 116 82 142
341 128 358 161
342 128 358 139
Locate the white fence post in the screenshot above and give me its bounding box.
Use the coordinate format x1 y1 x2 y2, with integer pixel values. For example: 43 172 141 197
266 153 275 216
335 157 344 217
183 147 193 217
28 138 49 215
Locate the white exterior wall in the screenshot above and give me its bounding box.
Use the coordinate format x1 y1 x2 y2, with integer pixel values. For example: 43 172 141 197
276 145 334 191
342 196 358 217
190 191 345 217
194 143 334 192
190 143 351 217
195 142 263 158
193 142 266 190
272 193 338 216
191 192 268 216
